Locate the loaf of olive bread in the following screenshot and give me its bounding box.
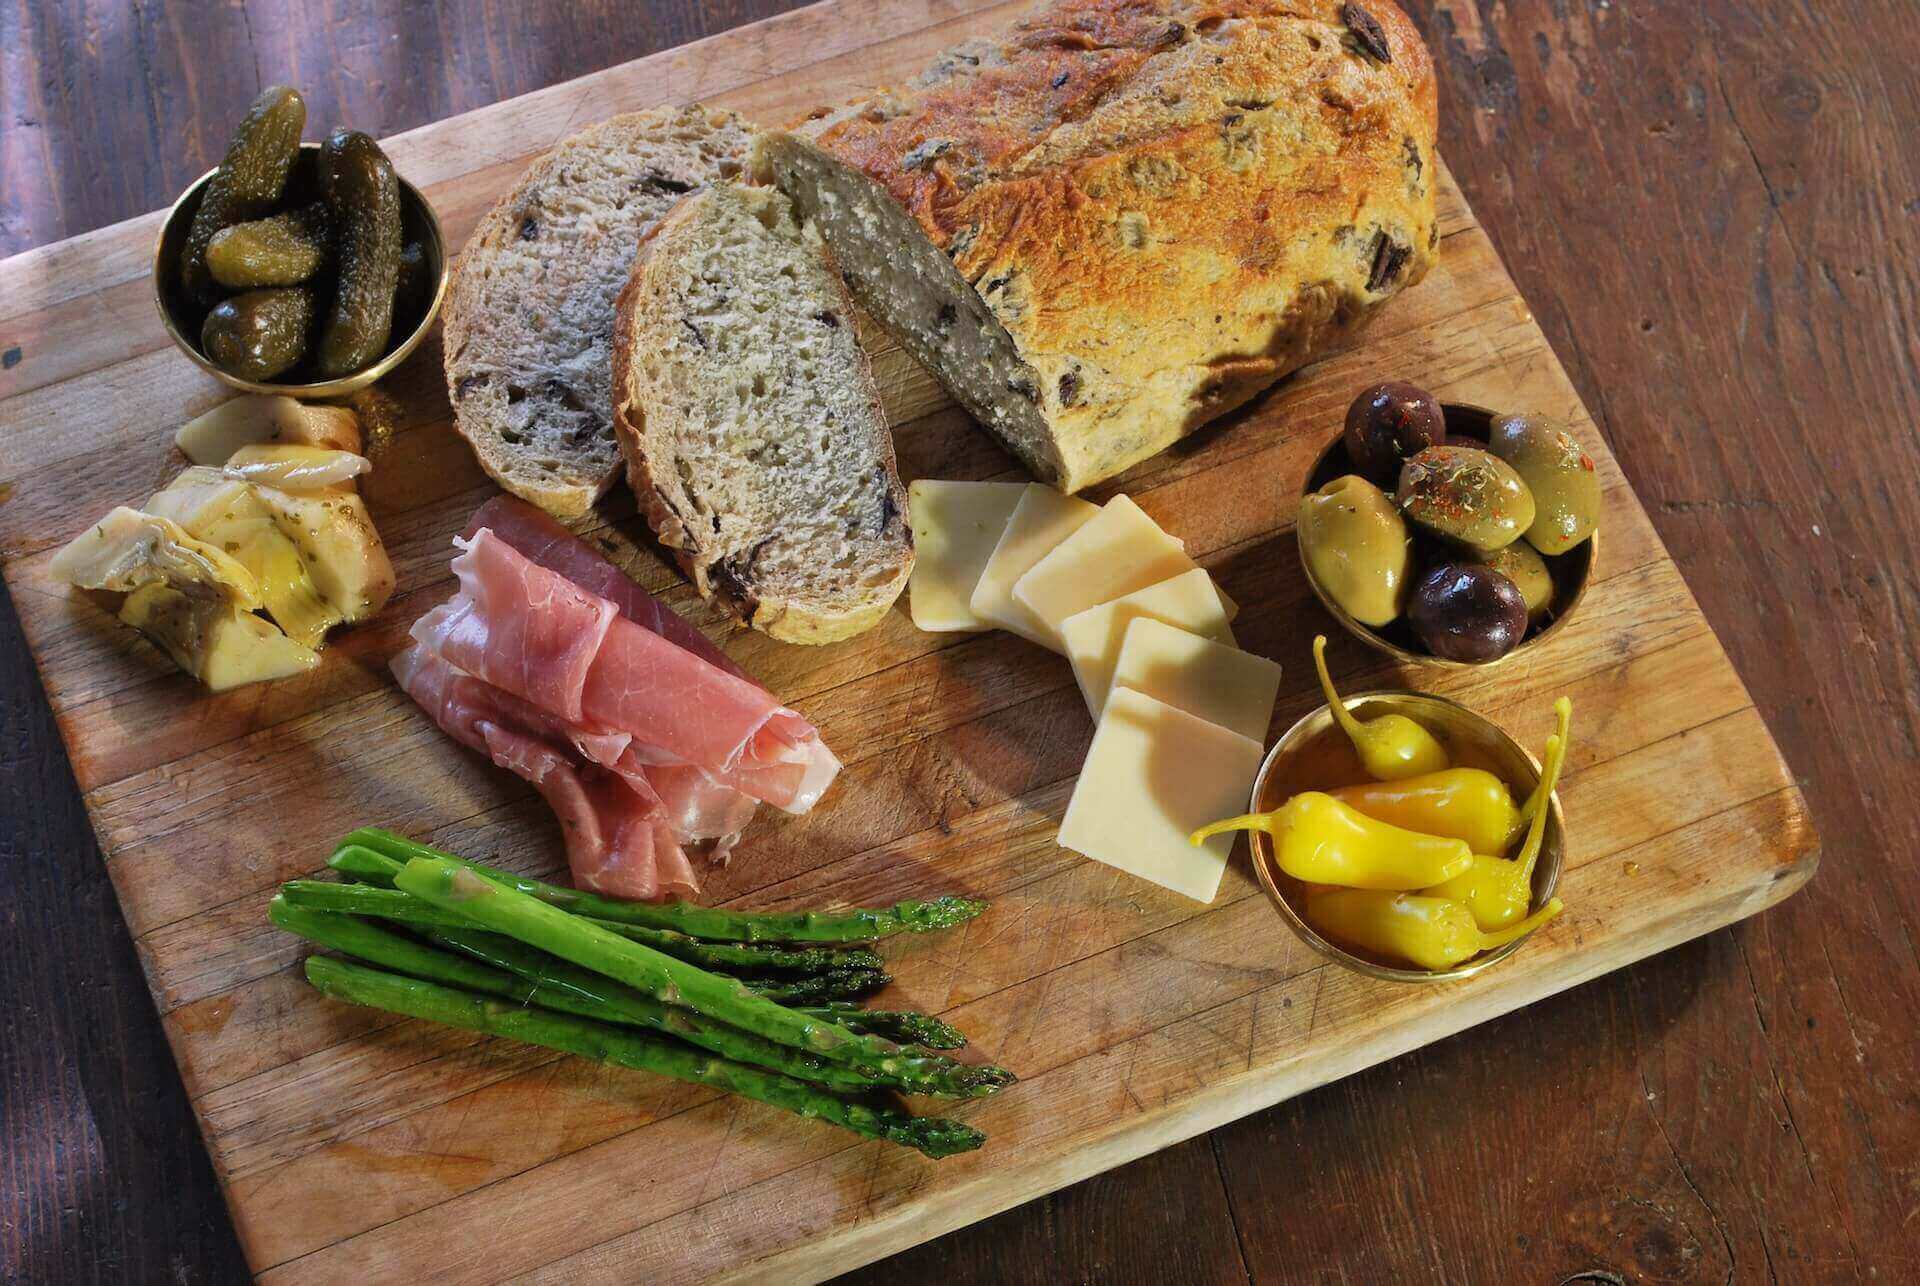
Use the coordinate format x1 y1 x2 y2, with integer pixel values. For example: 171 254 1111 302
443 106 756 517
611 182 912 643
755 0 1440 493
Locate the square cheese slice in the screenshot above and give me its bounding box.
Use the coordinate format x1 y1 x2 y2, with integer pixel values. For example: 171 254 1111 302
1111 617 1283 743
1058 568 1235 719
968 484 1099 650
1012 494 1235 649
907 480 1028 632
1058 686 1266 904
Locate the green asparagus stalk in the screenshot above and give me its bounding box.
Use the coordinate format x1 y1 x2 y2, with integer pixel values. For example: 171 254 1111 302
339 828 988 943
269 897 878 1092
285 876 884 974
796 1005 968 1051
745 968 893 1004
392 854 1014 1099
304 955 985 1158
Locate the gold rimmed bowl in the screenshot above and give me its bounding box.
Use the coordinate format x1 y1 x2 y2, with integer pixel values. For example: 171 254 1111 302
1249 688 1565 983
1298 403 1597 670
153 142 448 397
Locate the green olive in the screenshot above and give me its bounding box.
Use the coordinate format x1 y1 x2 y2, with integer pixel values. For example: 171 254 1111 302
1396 444 1535 553
1479 542 1554 625
1487 413 1602 555
1299 474 1413 627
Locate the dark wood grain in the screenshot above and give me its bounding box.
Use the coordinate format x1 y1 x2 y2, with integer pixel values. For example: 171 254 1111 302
1 1 1913 1283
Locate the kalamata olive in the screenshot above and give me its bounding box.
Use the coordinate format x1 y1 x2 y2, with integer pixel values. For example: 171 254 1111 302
1486 413 1602 554
1396 444 1536 552
1408 561 1529 661
1479 542 1555 625
1299 474 1413 627
1343 381 1446 487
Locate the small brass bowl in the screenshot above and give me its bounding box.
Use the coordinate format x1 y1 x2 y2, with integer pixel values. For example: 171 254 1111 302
1298 403 1597 670
153 142 448 397
1249 689 1565 983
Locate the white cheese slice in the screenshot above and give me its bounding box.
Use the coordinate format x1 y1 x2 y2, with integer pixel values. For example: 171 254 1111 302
1058 569 1234 718
1012 494 1235 649
907 480 1028 632
968 483 1100 650
1110 618 1283 743
1058 686 1265 903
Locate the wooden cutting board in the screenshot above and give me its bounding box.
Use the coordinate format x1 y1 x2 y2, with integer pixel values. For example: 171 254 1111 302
0 1 1816 1280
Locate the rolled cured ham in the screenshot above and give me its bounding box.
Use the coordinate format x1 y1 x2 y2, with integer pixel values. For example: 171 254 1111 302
394 509 840 900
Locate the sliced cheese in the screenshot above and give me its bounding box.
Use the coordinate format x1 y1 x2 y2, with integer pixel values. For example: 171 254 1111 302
907 479 1027 632
1110 618 1282 743
968 483 1099 650
1059 569 1234 718
1058 686 1265 904
1012 494 1235 648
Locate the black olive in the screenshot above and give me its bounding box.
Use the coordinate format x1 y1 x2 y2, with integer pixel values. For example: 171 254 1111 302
1343 380 1444 487
1408 561 1528 662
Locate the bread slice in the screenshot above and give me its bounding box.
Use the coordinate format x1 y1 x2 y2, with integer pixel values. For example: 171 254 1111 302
443 106 756 517
611 182 912 644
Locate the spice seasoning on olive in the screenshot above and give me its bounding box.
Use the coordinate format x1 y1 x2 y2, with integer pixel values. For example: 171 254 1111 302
201 287 316 382
1478 541 1554 625
1343 381 1446 488
1407 561 1529 662
1486 413 1602 555
1396 444 1536 553
1299 475 1413 628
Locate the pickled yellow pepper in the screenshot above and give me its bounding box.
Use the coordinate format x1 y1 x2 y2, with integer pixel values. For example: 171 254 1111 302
1313 635 1449 780
1191 792 1474 889
1303 890 1566 970
1328 768 1520 856
1423 699 1573 930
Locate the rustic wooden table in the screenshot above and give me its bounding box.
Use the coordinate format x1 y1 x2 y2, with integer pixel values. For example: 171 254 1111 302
2 1 1913 1281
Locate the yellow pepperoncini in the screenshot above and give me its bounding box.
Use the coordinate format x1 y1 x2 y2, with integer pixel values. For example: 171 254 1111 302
1422 699 1573 931
1303 889 1566 970
1313 635 1449 780
1328 768 1520 856
1191 792 1475 890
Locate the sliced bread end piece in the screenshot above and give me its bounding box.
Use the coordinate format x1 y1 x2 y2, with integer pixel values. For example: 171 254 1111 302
611 182 912 644
443 105 757 518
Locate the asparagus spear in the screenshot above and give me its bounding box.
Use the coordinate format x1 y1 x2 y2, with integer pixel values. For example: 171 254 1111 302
285 876 884 974
269 897 877 1091
393 854 1013 1099
796 1005 968 1051
304 955 985 1158
745 968 893 1004
340 828 987 943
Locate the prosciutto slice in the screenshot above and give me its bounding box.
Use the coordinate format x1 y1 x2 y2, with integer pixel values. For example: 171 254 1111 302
419 529 840 812
391 646 702 901
462 496 748 681
393 508 840 901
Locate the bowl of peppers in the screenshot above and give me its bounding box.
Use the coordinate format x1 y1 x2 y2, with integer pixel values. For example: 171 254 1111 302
1192 636 1570 982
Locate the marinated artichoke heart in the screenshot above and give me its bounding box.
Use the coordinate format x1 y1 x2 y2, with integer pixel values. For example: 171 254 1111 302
49 507 263 607
222 443 372 492
147 468 342 648
176 394 363 464
49 506 319 691
120 583 320 691
248 483 395 623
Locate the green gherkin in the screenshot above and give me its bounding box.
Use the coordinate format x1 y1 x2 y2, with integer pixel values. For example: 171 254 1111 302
314 128 402 376
179 85 306 305
201 287 315 381
207 202 331 288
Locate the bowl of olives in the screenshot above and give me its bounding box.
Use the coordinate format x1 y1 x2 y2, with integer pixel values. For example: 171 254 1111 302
153 86 448 397
1296 382 1602 668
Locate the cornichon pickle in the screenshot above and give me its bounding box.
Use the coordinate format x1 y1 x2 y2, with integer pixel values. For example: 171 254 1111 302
392 241 430 323
201 287 315 382
179 85 306 305
206 203 331 288
314 129 402 377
